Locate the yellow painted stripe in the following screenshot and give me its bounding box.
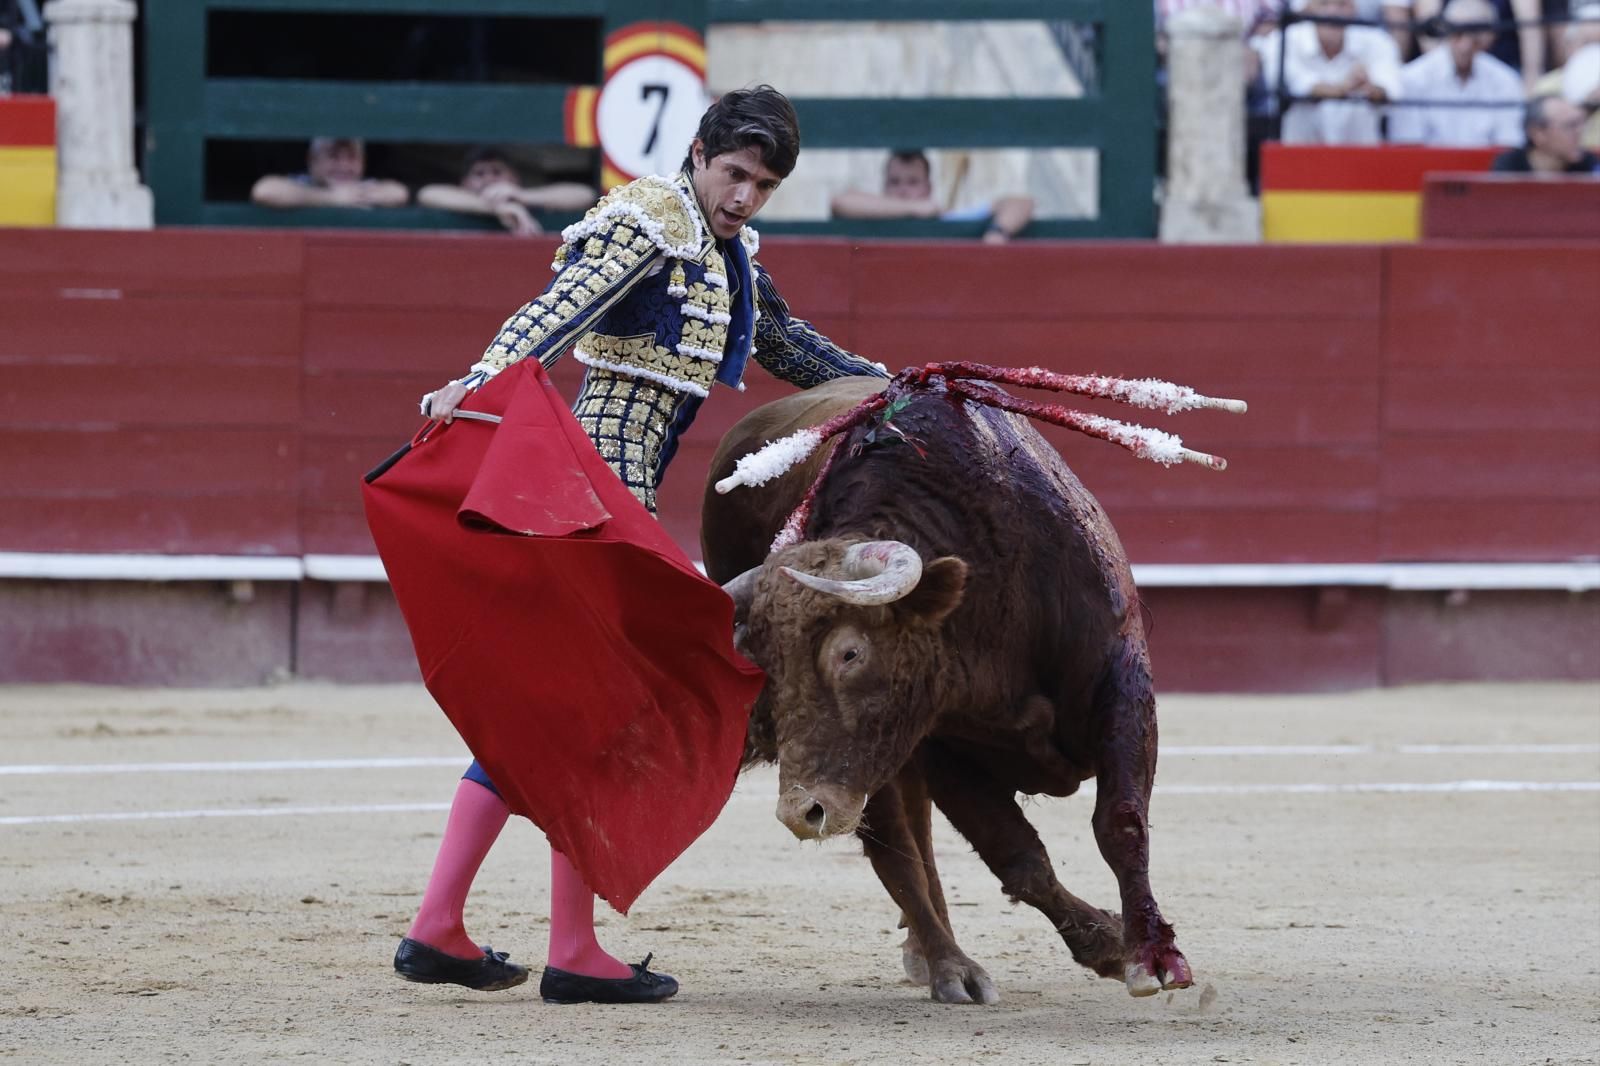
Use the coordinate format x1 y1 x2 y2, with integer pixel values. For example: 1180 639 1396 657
656 34 707 72
0 146 56 223
601 163 629 192
569 87 598 147
605 32 706 75
1261 190 1420 243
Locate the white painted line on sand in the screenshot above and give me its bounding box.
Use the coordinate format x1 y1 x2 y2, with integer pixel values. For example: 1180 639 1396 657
1395 744 1600 755
0 802 451 826
1 745 1594 780
1163 745 1373 756
1156 781 1600 796
0 757 468 776
5 782 1596 827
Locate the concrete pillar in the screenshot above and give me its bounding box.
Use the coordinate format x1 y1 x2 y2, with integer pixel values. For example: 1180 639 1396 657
1159 6 1260 244
45 0 153 228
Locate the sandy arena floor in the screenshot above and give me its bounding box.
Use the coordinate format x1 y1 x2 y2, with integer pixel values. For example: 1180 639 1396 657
1 682 1597 1065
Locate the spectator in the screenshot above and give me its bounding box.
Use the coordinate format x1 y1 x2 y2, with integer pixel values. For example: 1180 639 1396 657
1490 92 1600 167
1414 0 1545 89
1534 1 1600 147
250 137 409 209
1390 0 1525 145
416 147 597 236
829 149 1035 244
1265 0 1405 143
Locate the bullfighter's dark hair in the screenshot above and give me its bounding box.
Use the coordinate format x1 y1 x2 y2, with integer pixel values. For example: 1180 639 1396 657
683 85 801 178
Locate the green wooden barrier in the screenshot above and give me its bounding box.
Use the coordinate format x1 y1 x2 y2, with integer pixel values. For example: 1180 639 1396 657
144 0 703 227
145 0 1154 237
709 0 1153 238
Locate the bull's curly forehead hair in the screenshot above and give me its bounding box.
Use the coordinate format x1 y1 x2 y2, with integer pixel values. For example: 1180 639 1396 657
682 84 801 178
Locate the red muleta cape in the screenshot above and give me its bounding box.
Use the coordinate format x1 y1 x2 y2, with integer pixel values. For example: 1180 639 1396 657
361 360 765 913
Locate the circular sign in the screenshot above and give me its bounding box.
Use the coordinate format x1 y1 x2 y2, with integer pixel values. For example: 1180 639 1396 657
595 53 709 182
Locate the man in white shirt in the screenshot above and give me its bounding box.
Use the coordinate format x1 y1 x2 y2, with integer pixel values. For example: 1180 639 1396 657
1263 0 1405 143
1390 0 1525 145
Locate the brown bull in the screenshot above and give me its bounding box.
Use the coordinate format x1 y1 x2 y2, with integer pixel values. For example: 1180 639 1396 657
702 376 1193 1004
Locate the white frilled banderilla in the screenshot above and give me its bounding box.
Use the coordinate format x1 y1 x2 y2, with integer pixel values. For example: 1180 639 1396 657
713 360 1249 553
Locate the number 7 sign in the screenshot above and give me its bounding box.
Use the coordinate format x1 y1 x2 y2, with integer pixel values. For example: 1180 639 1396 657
566 22 710 192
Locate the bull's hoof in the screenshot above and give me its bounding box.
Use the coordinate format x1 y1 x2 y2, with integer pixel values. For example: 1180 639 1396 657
1125 946 1192 997
929 955 1000 1005
901 935 930 986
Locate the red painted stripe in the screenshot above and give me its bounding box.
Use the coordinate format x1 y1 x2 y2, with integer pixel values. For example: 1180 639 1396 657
1261 143 1501 192
0 95 55 147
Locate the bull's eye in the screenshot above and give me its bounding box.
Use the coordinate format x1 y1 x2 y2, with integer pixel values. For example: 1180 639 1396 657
842 649 859 663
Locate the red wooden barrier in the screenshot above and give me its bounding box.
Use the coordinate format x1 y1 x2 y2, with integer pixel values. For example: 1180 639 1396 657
2 228 1596 689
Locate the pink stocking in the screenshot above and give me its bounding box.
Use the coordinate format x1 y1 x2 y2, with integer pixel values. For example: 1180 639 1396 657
405 779 509 959
546 847 631 978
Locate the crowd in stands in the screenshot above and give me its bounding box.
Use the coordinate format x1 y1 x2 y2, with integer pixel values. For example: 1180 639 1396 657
251 139 597 235
1156 0 1600 168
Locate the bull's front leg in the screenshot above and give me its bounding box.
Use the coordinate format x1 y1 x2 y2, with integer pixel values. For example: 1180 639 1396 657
1092 654 1193 996
920 739 1130 985
893 756 952 986
858 770 998 1004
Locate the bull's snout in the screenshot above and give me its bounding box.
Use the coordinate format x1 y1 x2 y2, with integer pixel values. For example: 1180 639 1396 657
775 783 867 841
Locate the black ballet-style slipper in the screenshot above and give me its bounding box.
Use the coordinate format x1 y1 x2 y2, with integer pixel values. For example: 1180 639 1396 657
539 953 679 1005
393 937 529 991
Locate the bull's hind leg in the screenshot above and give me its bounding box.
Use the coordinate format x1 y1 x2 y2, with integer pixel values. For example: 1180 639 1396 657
1091 651 1192 996
859 768 998 1004
920 740 1129 983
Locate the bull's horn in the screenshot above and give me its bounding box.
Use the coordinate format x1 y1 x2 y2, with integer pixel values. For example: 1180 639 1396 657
721 565 762 622
780 541 923 605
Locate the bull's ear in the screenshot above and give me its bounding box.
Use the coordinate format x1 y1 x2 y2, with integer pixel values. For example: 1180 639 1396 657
897 556 966 627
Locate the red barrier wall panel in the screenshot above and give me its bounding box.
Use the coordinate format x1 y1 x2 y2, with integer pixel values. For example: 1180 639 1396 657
0 295 303 362
1385 370 1600 433
1141 587 1384 692
0 228 303 298
0 364 300 427
1382 501 1600 561
4 230 1595 578
303 234 556 311
851 244 1384 320
0 580 293 685
1385 245 1600 370
748 239 857 316
1385 590 1600 683
1113 508 1380 564
4 497 300 555
1382 431 1600 500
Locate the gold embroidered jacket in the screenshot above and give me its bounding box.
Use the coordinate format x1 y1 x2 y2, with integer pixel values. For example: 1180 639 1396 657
459 171 887 511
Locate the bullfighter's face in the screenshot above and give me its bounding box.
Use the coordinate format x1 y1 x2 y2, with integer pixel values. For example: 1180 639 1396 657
690 140 783 240
737 539 967 841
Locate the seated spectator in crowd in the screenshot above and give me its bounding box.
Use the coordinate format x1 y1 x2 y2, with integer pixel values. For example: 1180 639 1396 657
1490 93 1600 168
416 147 597 236
1539 1 1600 146
1414 0 1544 90
250 137 409 209
830 149 1035 244
1390 0 1525 145
1264 0 1405 143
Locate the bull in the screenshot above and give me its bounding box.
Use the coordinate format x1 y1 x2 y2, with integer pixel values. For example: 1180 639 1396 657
702 367 1236 1004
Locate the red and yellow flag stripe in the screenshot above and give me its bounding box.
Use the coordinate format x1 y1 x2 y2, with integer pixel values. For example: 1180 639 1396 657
1260 144 1501 243
0 95 56 226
